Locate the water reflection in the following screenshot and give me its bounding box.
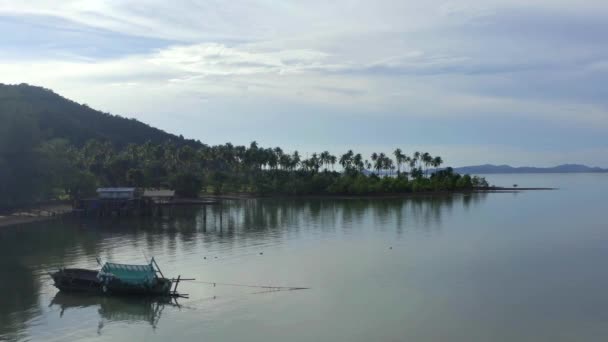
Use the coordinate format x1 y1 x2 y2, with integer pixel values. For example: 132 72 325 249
49 293 174 334
195 194 486 238
0 193 487 340
0 262 40 342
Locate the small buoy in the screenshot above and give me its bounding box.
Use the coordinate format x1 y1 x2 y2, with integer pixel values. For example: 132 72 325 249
389 247 393 250
203 257 207 259
259 252 263 255
214 256 218 259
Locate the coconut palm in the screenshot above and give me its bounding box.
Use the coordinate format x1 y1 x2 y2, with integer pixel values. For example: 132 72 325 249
353 153 364 172
374 153 387 175
340 150 354 171
411 151 420 171
320 151 331 172
431 156 443 174
291 151 301 171
393 148 405 175
371 153 379 175
422 152 432 176
329 155 337 171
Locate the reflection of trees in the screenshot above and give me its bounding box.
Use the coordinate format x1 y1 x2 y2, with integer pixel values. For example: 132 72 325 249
49 292 173 334
0 262 40 341
195 194 487 239
462 192 488 209
0 194 489 339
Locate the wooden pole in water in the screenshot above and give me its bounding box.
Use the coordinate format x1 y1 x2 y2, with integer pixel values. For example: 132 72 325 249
173 275 181 295
202 206 207 232
219 207 223 231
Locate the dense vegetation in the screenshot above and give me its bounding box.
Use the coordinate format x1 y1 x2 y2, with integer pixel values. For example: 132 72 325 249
0 84 488 210
0 83 200 147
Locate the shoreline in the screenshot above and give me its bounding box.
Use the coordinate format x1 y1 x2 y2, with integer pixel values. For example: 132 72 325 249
200 186 557 201
0 214 65 228
0 202 72 228
1 187 555 228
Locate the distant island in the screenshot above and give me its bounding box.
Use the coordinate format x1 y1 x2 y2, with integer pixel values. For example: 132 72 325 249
449 164 608 174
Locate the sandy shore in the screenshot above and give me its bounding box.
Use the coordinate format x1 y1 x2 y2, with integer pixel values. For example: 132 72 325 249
0 215 56 228
0 203 72 228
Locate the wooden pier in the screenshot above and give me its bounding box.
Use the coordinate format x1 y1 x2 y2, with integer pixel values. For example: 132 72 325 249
73 198 220 217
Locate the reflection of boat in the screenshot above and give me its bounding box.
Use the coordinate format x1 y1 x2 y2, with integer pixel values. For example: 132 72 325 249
50 258 189 297
49 292 173 329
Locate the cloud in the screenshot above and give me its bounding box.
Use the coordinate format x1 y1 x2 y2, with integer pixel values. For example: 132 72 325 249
1 0 608 165
148 43 332 77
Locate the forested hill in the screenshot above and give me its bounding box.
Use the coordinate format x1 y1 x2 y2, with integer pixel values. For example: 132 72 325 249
0 83 200 147
0 83 484 210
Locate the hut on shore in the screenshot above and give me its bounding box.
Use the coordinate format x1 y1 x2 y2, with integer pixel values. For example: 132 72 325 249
73 188 217 217
97 188 138 200
75 187 155 217
143 190 175 204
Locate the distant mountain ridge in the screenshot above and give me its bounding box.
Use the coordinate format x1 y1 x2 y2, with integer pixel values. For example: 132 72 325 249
451 164 608 174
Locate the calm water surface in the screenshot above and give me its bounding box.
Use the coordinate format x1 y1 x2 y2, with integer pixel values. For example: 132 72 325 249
1 173 607 341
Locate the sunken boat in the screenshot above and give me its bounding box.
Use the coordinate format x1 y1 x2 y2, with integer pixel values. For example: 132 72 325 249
50 258 189 297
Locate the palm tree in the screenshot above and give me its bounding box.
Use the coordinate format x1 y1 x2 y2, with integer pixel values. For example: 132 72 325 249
267 148 278 170
279 153 291 170
329 155 337 171
371 153 379 175
382 154 394 176
375 153 387 175
431 156 443 174
393 148 405 175
408 154 416 173
309 153 321 173
340 150 354 171
291 151 301 171
320 151 330 172
408 151 417 172
353 153 364 172
422 152 432 177
273 147 284 169
403 155 411 175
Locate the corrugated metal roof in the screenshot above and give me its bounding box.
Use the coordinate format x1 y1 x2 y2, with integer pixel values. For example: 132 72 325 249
100 262 155 286
97 188 136 192
143 190 175 197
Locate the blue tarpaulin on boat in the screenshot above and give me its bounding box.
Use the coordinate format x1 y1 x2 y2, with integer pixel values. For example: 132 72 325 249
100 262 156 286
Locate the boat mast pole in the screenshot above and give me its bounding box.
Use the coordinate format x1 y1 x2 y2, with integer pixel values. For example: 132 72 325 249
151 257 166 279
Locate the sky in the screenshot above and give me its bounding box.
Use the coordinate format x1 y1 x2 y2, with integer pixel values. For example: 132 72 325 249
1 0 608 167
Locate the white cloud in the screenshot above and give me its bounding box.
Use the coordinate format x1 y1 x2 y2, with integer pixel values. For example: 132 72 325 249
1 39 607 129
1 0 608 165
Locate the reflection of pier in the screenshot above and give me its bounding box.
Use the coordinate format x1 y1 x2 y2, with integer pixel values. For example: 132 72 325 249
49 292 176 332
73 188 219 217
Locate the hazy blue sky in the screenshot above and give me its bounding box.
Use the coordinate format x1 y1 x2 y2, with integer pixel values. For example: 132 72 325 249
1 1 607 167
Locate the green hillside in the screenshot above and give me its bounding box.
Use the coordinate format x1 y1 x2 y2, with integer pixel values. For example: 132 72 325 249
0 83 200 209
0 83 199 147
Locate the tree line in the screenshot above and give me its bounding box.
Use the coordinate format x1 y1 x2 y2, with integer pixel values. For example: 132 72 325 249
0 132 488 210
0 84 490 210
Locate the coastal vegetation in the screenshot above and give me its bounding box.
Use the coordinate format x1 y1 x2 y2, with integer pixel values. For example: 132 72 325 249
0 83 488 209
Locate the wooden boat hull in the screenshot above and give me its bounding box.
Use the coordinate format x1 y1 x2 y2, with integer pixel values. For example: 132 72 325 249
51 268 173 297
